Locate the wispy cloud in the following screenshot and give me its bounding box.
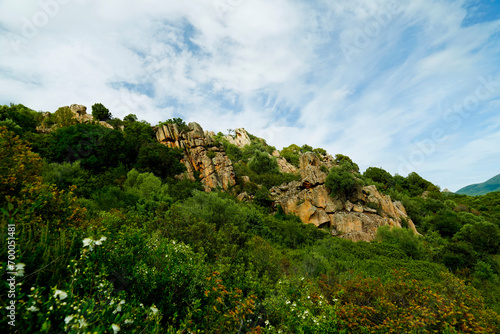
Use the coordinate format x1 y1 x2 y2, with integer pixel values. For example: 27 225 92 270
1 0 500 191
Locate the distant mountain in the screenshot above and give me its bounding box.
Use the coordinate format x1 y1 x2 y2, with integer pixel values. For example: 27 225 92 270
456 173 500 196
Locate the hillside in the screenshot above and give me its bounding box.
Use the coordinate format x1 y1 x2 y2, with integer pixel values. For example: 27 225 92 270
1 103 500 333
456 173 500 196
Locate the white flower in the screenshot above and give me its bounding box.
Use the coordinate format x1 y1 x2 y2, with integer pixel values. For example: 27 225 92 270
54 289 68 300
286 300 291 304
120 299 125 304
150 306 159 314
15 263 26 276
78 318 88 328
111 324 120 333
27 305 39 312
124 319 134 324
95 236 107 246
265 320 270 326
64 315 74 324
82 238 93 247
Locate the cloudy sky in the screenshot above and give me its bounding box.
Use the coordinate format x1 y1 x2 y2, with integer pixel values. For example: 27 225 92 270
1 0 499 191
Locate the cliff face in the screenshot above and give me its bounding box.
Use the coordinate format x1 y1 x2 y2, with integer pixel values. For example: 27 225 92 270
270 152 419 242
156 122 236 192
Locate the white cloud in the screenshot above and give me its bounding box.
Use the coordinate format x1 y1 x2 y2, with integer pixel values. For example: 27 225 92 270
1 0 500 190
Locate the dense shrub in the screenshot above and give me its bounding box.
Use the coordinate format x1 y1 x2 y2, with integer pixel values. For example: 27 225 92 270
320 270 500 333
325 166 360 200
248 151 280 175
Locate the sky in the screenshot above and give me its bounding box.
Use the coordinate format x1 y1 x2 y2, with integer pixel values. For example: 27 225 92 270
1 0 499 192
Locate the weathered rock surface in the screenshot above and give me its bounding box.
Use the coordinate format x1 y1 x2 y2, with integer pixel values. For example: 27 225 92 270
156 122 236 191
70 104 94 123
277 157 298 174
225 128 251 148
270 152 419 242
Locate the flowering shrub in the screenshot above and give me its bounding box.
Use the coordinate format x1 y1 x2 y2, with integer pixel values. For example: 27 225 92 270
262 276 343 333
12 235 162 333
320 269 500 333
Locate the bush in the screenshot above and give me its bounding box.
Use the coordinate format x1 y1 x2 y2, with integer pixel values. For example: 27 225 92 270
454 221 500 254
136 143 186 179
321 270 500 333
325 167 360 200
334 154 359 173
248 151 279 175
363 166 394 187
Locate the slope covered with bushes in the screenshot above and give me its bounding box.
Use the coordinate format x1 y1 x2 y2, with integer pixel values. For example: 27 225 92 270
1 104 499 333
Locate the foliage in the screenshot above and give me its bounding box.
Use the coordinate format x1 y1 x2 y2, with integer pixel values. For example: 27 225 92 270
248 151 280 175
0 104 40 135
280 144 301 167
334 154 359 173
42 161 88 191
325 167 360 200
321 270 500 333
363 166 394 187
158 117 189 131
136 143 186 179
0 127 43 204
53 106 77 128
454 221 500 254
3 104 500 332
9 236 163 333
43 123 132 173
91 103 112 121
123 113 138 123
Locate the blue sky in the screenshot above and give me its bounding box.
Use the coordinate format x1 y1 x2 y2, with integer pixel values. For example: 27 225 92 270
1 0 500 191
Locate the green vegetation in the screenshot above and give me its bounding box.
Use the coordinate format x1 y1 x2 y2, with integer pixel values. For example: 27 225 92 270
157 117 189 131
91 103 112 121
325 164 361 200
1 104 500 333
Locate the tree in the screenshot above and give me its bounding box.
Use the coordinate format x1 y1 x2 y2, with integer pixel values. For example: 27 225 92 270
0 127 42 204
325 166 360 200
46 123 131 173
0 103 40 135
123 114 138 123
364 167 394 186
248 151 279 175
136 143 186 179
54 106 77 128
454 222 500 254
91 103 112 121
334 154 359 173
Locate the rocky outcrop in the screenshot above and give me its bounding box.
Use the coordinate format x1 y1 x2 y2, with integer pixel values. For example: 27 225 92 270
225 128 251 148
69 104 94 123
156 122 236 191
270 152 418 242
